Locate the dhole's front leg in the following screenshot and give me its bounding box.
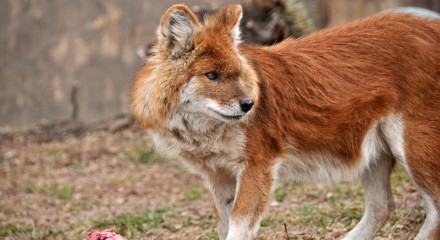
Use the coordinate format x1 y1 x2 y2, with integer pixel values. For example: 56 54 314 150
226 163 273 240
207 169 237 240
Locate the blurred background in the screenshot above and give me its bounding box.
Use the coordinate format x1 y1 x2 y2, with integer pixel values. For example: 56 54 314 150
1 0 439 129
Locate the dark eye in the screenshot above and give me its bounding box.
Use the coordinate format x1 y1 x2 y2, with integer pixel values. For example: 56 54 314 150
205 72 220 81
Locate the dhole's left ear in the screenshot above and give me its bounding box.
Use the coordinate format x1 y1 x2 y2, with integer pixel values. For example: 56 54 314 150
215 4 243 45
158 4 201 58
228 4 243 44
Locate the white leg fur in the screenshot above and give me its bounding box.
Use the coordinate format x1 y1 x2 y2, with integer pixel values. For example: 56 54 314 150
381 114 440 239
207 174 236 240
415 191 439 240
343 155 395 240
227 216 260 240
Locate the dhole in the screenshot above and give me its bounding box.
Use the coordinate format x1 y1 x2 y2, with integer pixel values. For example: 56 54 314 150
131 4 440 240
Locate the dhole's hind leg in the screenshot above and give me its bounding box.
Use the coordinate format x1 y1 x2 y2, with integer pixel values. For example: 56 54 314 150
343 155 395 240
404 162 440 240
402 121 440 239
413 190 440 240
381 115 440 239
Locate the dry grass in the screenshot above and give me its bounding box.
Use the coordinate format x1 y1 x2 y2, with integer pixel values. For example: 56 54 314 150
0 122 425 239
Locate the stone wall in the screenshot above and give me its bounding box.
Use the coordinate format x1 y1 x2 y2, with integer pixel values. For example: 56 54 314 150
0 0 237 127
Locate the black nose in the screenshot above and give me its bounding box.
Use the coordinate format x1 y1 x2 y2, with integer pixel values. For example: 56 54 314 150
239 97 254 113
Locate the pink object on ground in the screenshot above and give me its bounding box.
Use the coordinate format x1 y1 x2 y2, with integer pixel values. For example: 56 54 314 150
86 229 127 240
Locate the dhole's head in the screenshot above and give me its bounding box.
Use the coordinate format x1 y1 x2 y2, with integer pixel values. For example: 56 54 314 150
131 4 259 128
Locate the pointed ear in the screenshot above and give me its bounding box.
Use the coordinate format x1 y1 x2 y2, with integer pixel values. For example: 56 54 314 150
228 5 243 45
216 4 243 45
158 4 201 58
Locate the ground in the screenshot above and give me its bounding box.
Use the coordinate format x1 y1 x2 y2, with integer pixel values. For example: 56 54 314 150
0 118 425 240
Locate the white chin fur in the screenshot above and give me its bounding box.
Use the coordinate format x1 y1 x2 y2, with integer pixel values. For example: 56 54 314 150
179 79 245 122
206 101 244 121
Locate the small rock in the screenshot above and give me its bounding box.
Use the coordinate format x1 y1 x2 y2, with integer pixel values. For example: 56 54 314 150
4 150 16 160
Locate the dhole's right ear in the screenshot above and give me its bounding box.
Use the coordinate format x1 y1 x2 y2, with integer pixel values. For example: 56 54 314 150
158 4 201 58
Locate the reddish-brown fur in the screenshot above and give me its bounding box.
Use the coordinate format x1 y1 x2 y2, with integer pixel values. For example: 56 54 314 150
241 16 438 162
237 15 440 237
131 4 440 239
